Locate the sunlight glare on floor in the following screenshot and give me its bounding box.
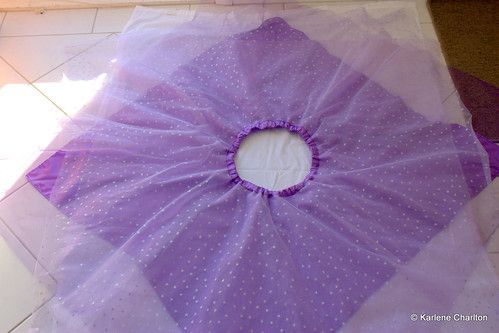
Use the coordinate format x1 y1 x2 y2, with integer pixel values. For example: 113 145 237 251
34 72 108 117
0 71 107 198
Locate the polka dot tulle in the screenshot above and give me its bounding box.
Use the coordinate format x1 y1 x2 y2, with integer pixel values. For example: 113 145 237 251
25 10 496 333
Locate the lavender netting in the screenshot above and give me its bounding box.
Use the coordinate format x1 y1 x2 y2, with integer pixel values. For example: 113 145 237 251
25 5 498 333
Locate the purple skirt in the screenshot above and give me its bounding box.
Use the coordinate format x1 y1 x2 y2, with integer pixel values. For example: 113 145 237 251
25 8 497 333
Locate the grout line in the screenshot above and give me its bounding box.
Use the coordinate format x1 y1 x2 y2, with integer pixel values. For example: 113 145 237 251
30 32 117 118
77 30 120 34
29 33 117 118
0 213 37 266
0 2 202 11
0 31 109 38
484 224 499 251
0 55 72 119
0 180 28 205
31 32 114 83
0 181 28 203
0 31 114 120
33 85 73 119
0 11 6 33
7 296 55 333
0 32 111 39
7 312 31 333
0 214 58 288
442 89 456 103
91 8 99 33
0 7 101 38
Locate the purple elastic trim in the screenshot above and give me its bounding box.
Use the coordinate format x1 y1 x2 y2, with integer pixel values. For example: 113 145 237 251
226 120 320 197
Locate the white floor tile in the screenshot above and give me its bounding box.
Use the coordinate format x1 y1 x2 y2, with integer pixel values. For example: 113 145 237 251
94 5 191 33
34 34 118 117
283 0 433 25
191 4 238 12
10 301 53 333
414 0 432 23
0 33 110 82
0 218 35 277
0 9 96 36
420 22 438 41
232 0 263 4
0 184 70 271
264 3 284 10
0 58 69 200
93 7 135 33
0 0 192 10
284 1 372 10
0 223 54 333
264 3 285 19
376 0 432 24
0 56 25 85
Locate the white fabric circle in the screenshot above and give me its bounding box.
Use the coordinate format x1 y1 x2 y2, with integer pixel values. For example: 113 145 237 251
234 128 312 191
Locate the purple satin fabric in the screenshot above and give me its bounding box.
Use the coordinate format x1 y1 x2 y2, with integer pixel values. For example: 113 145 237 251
476 133 499 179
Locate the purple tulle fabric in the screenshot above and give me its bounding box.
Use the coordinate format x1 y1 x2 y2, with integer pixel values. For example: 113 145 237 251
24 10 497 333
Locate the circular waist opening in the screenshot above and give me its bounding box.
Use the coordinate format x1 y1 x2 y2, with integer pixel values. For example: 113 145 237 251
226 121 319 197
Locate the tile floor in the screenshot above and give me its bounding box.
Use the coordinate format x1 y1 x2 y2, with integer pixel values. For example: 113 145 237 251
0 1 497 332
